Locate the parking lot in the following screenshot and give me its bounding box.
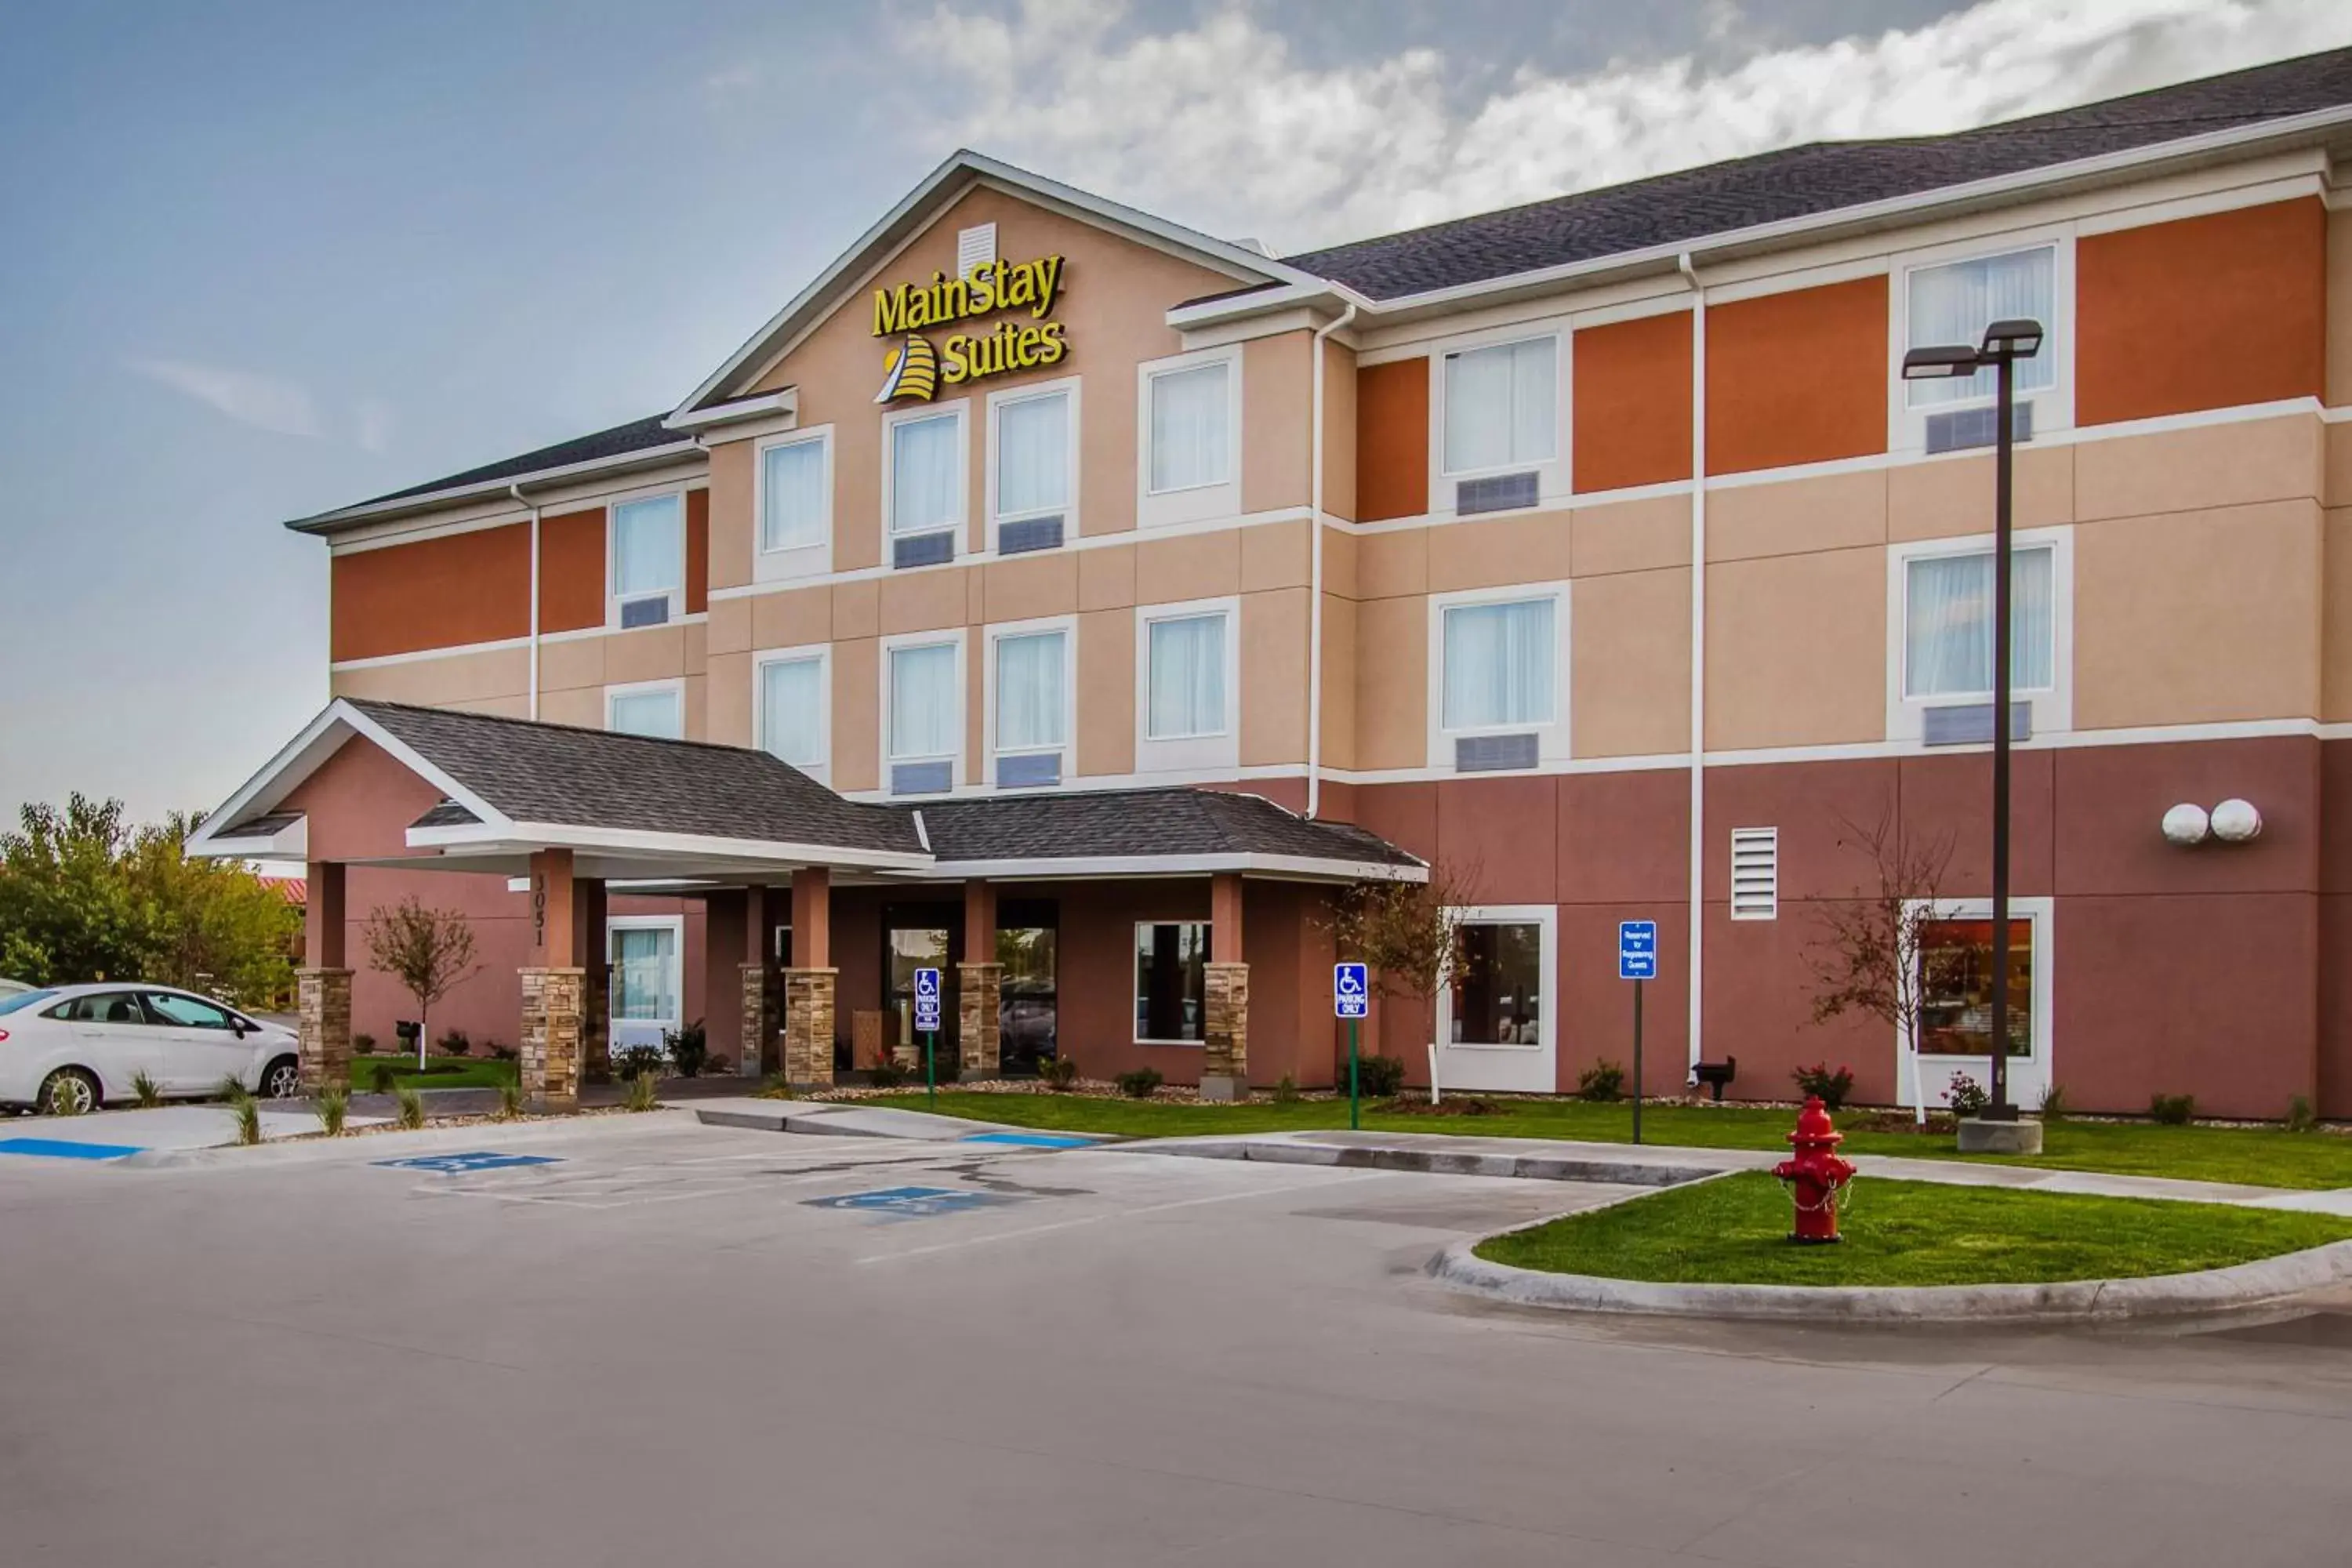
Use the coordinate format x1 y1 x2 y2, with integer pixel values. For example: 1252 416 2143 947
4 1115 2350 1566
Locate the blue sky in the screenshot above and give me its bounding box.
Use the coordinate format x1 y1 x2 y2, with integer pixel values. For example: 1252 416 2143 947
2 0 2340 825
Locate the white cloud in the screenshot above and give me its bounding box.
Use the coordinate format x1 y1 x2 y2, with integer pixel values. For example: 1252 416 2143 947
129 357 321 439
354 397 396 454
901 0 2351 251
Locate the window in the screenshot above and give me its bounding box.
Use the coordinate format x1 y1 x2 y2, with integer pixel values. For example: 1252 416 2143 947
888 641 960 762
890 411 963 540
994 629 1067 757
1447 920 1546 1047
608 917 684 1051
1441 597 1555 730
1904 546 2054 699
758 654 826 774
1906 247 2056 407
612 494 682 623
1148 361 1229 493
1443 336 1556 474
995 389 1069 522
1145 612 1227 740
50 992 145 1025
1918 917 2035 1058
143 992 237 1029
760 435 828 554
1134 922 1208 1043
607 683 684 739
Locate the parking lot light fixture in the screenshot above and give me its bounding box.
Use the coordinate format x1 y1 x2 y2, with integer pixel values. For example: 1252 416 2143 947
1901 343 1982 380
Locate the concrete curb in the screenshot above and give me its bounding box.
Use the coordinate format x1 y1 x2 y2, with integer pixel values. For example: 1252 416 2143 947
1129 1136 1726 1188
691 1101 1037 1140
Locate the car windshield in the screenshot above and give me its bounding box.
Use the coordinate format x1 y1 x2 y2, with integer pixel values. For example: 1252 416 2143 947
0 989 59 1017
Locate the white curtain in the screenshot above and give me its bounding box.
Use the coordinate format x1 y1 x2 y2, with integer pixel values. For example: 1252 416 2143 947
608 688 682 739
759 656 824 767
612 495 681 596
1444 337 1556 473
891 414 960 535
1907 248 2055 405
889 642 958 759
1443 599 1555 728
996 630 1066 750
1149 363 1229 492
996 391 1069 517
1147 613 1226 739
612 927 677 1022
760 439 826 552
1905 546 2054 697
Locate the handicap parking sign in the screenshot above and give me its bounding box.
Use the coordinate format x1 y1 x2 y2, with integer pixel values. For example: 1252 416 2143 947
1334 961 1370 1019
1618 920 1658 982
913 966 942 1033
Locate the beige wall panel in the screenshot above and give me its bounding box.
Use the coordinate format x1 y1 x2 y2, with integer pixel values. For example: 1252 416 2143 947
965 632 986 781
1240 587 1310 766
1320 525 1359 601
831 638 880 792
601 623 689 685
2075 499 2322 729
683 620 706 670
878 566 971 634
1705 547 1885 750
1572 493 1691 577
2074 414 2324 521
981 550 1080 623
443 694 532 719
1426 510 1573 593
1706 468 1886 562
1572 568 1691 757
1241 332 1312 515
707 596 753 657
2329 207 2352 409
683 674 708 741
536 636 604 692
1321 336 1359 522
2326 422 2352 510
1137 528 1243 604
831 579 880 640
705 652 753 748
331 645 530 707
1076 607 1136 777
1319 593 1358 771
706 439 755 591
1078 542 1137 609
750 584 833 650
1356 528 1428 600
1353 594 1428 769
535 684 604 730
1886 444 2074 543
2327 507 2352 721
1240 518 1312 591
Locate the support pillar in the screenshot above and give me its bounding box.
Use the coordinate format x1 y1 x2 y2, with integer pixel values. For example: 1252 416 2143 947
577 874 610 1084
958 963 1002 1077
521 966 585 1110
296 967 353 1093
740 881 778 1078
1203 873 1249 1101
784 867 833 1087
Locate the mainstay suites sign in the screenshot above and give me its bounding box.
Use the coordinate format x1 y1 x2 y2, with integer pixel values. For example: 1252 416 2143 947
871 254 1069 401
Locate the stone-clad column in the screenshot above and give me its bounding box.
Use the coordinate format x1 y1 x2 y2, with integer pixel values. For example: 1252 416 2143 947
783 968 837 1087
1201 962 1250 1102
740 962 778 1077
522 966 585 1110
297 967 354 1093
957 962 1002 1077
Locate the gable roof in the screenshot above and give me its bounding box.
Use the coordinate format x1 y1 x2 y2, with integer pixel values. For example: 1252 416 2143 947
916 786 1422 875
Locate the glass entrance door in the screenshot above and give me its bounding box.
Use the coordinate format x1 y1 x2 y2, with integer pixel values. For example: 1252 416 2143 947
996 898 1058 1073
882 905 960 1068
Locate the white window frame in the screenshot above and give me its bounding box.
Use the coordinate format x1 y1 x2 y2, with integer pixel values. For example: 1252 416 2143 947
1134 594 1241 776
1425 322 1568 517
753 426 833 583
983 614 1077 787
1432 903 1558 1094
1885 527 2072 745
604 677 686 739
1131 919 1211 1047
1887 230 2074 456
985 376 1081 550
881 398 971 560
879 627 967 789
606 913 686 1051
606 487 687 629
1902 895 2054 1111
753 644 831 784
1425 580 1572 769
1136 345 1242 529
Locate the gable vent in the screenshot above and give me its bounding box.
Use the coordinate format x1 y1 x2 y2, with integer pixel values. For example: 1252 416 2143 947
957 223 996 281
1730 827 1777 920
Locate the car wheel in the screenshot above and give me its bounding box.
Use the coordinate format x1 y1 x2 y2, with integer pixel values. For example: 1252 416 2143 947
262 1055 303 1100
38 1068 100 1116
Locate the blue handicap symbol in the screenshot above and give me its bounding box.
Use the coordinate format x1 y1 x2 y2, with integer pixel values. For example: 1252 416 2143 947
0 1137 144 1161
376 1152 563 1174
805 1185 1021 1218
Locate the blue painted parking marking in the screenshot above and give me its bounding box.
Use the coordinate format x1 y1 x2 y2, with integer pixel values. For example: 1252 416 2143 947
0 1137 144 1161
804 1185 1022 1218
960 1131 1096 1149
375 1152 563 1174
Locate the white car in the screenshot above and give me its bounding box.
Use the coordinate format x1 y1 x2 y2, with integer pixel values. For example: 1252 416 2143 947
0 984 303 1115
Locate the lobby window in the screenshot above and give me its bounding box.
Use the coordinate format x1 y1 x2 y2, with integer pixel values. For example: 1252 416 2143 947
1134 921 1208 1044
1903 545 2054 699
606 681 683 740
1446 914 1547 1047
888 407 964 568
993 385 1073 554
993 626 1068 788
1443 335 1555 485
1917 915 2037 1058
608 919 682 1037
611 493 683 627
757 652 827 780
1148 361 1230 494
887 638 960 795
759 433 829 556
1145 611 1228 740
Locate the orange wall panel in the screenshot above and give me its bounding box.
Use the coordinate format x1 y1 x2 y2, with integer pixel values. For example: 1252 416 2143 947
1356 357 1428 521
330 524 530 662
685 488 710 615
1573 310 1693 492
539 508 605 633
2077 198 2326 427
1706 276 1886 477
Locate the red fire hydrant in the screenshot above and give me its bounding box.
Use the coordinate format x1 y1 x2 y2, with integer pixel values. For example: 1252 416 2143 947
1772 1095 1856 1244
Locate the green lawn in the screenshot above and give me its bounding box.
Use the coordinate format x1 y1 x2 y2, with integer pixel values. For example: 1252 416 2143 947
1474 1171 2352 1287
350 1056 517 1093
878 1090 2352 1189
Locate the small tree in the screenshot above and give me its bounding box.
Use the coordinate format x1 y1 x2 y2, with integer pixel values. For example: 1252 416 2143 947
1806 807 1958 1123
364 897 479 1068
1321 855 1482 1102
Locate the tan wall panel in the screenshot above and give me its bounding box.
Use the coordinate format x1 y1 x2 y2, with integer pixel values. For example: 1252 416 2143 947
442 694 532 720
332 645 531 708
1425 510 1573 593
1241 331 1312 514
831 637 880 792
965 631 986 780
1240 587 1310 766
1707 467 1886 561
539 509 606 634
2075 499 2323 729
705 652 753 748
1319 593 1358 771
537 635 604 691
707 596 753 657
682 619 706 670
535 684 602 729
1078 541 1136 609
2323 422 2352 510
706 441 754 591
1888 444 2074 543
2330 207 2352 410
1354 594 1428 768
1076 607 1135 776
980 550 1080 622
1572 568 1690 757
1706 276 1887 476
1356 358 1428 522
1356 528 1428 600
1320 526 1359 601
331 524 530 662
1240 518 1311 591
601 624 690 685
1320 336 1358 522
1572 493 1691 576
682 673 707 740
1705 547 1885 750
2326 507 2352 721
1136 528 1242 604
747 584 830 649
2074 414 2324 522
1573 309 1693 493
830 579 880 640
878 565 971 634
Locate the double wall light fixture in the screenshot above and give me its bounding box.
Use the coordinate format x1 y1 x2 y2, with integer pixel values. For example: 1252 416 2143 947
2161 799 2263 847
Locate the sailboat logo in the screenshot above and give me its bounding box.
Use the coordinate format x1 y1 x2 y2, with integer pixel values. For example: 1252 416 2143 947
874 333 939 404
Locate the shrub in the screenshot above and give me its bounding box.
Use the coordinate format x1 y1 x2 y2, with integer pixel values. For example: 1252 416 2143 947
757 1072 795 1100
614 1044 662 1082
1354 1054 1406 1099
316 1087 348 1137
1945 1071 1990 1118
352 1033 377 1055
662 1020 709 1079
625 1073 660 1112
488 1041 517 1062
496 1081 524 1121
1791 1062 1857 1111
1038 1055 1080 1091
1577 1060 1626 1102
233 1097 263 1146
869 1054 908 1089
2038 1082 2071 1122
394 1085 425 1130
2150 1093 2195 1126
131 1069 164 1109
2286 1094 2319 1134
1116 1067 1163 1099
437 1029 472 1057
703 1051 732 1077
215 1073 250 1104
1272 1074 1301 1105
368 1062 398 1094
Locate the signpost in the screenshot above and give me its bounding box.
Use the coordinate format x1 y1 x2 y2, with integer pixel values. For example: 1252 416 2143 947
1617 922 1657 1145
913 967 942 1109
1334 962 1369 1131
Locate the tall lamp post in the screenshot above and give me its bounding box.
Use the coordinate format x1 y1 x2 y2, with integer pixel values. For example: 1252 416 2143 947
1901 318 2044 1122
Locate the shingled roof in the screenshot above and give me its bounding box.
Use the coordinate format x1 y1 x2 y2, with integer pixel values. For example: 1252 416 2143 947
913 787 1421 870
